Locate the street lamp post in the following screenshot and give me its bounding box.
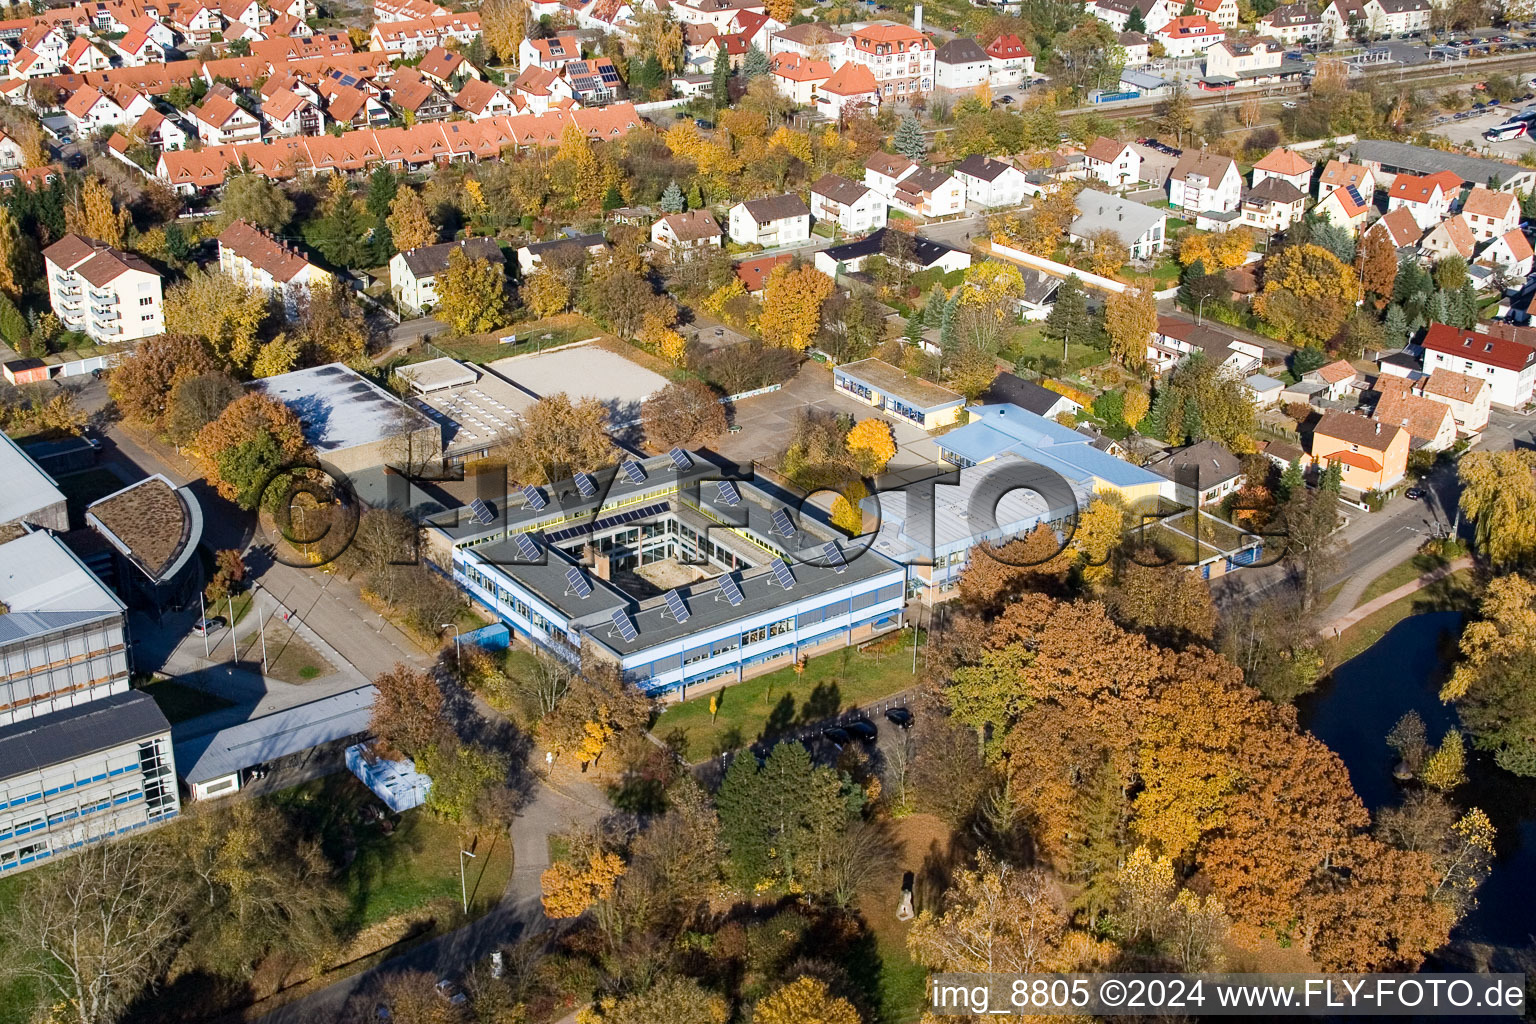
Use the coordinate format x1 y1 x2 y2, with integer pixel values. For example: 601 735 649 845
460 848 476 914
441 623 460 671
289 502 308 561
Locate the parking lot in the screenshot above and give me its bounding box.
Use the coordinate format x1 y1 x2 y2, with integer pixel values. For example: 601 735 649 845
1428 104 1536 158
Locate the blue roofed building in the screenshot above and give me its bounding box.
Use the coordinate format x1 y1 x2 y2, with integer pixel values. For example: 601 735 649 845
872 404 1172 601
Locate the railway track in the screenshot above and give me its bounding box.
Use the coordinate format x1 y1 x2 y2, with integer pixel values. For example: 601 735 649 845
1058 48 1536 121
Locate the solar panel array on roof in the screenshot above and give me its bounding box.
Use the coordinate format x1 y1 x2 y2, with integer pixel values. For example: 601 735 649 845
468 497 494 525
716 480 740 506
669 447 692 470
522 484 547 510
718 572 743 606
663 588 689 623
564 566 591 597
514 532 540 560
598 63 621 84
823 541 846 573
771 508 795 537
574 472 596 497
1346 185 1364 206
623 460 646 483
769 558 795 589
610 608 637 641
542 502 669 545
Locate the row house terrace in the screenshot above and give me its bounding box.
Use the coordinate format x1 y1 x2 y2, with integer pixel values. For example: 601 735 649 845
368 12 480 58
155 102 644 192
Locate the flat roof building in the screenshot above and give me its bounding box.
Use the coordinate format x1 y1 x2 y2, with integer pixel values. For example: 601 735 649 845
832 357 965 431
0 690 177 874
252 363 443 476
402 358 536 466
1349 139 1536 193
0 530 131 726
0 432 67 536
427 451 906 700
85 475 203 609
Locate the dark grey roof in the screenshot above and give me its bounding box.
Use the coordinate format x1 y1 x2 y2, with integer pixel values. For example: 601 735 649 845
521 233 605 259
1350 139 1532 190
176 686 373 785
399 236 506 278
0 691 168 779
897 166 953 195
934 37 988 64
1150 440 1244 486
810 173 871 206
823 227 962 269
953 154 1018 183
740 193 810 223
1245 177 1306 205
980 372 1074 415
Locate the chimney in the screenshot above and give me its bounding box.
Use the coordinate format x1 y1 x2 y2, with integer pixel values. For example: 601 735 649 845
1374 421 1381 434
913 2 922 30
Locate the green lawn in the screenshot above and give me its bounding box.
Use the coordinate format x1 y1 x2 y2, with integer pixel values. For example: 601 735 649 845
136 678 235 724
1130 256 1183 288
1329 569 1478 667
652 630 921 760
1355 553 1449 608
424 320 596 366
269 774 513 931
876 937 929 1023
1000 323 1106 375
0 875 45 1024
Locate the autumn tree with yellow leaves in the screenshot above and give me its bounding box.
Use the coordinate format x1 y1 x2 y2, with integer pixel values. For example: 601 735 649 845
1253 243 1359 348
1104 284 1156 373
480 0 526 61
164 268 272 371
540 848 626 918
753 977 861 1024
845 418 896 475
1177 227 1253 272
1443 573 1536 776
758 263 832 351
434 247 509 335
66 177 131 249
385 187 436 252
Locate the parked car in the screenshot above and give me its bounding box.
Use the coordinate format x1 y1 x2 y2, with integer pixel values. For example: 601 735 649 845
694 117 714 129
822 727 851 749
192 617 223 636
435 980 467 1006
1406 487 1426 500
885 706 914 729
844 718 878 743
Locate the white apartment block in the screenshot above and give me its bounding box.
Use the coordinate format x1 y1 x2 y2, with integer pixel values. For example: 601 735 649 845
218 220 334 319
728 194 812 246
43 234 164 344
810 173 887 233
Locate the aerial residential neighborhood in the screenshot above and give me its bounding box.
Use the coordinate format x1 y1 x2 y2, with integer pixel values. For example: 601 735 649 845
0 0 1534 1018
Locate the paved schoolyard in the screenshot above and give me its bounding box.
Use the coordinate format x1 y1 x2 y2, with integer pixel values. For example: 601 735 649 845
487 343 670 424
709 361 945 475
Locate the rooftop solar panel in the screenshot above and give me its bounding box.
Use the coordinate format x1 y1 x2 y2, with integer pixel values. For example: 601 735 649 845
663 588 690 623
468 497 494 525
622 460 647 484
574 472 596 497
564 566 591 598
514 532 540 560
1346 185 1364 205
771 508 795 537
522 484 547 510
669 447 693 470
823 542 846 573
610 608 637 642
769 558 795 590
716 480 740 506
718 572 743 606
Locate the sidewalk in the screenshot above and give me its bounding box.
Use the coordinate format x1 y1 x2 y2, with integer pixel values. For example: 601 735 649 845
1316 556 1473 637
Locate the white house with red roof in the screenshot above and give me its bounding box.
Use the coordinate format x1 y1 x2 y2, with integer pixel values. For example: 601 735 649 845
810 172 887 233
1313 178 1372 234
1420 213 1475 262
63 37 110 74
839 22 934 99
1155 15 1224 57
191 93 260 145
63 86 133 133
1250 146 1312 192
1480 228 1534 278
1386 173 1451 230
218 219 333 318
510 66 573 114
519 34 585 71
1421 322 1536 407
816 61 880 118
1190 0 1238 28
369 12 482 59
768 51 832 105
1084 136 1140 188
455 79 514 120
0 130 23 170
1366 205 1422 251
1460 187 1519 242
984 33 1033 85
1315 156 1374 202
132 108 189 150
864 150 918 200
1168 149 1241 213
